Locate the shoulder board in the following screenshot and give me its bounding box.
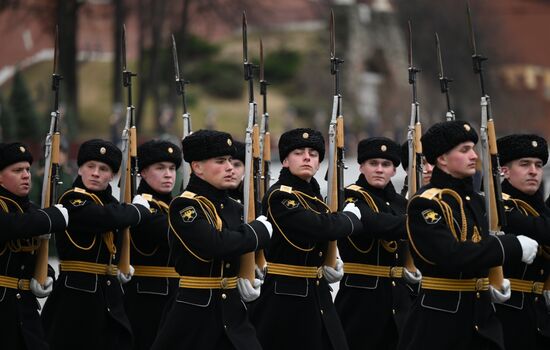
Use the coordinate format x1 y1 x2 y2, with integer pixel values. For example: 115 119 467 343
141 193 154 201
347 184 362 192
419 188 442 200
279 185 293 193
501 193 511 201
74 187 87 194
180 191 196 199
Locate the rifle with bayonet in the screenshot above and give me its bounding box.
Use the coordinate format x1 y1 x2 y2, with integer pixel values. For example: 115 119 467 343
118 24 137 275
171 34 192 191
35 26 63 285
239 12 261 283
467 2 506 289
324 10 345 268
435 32 455 121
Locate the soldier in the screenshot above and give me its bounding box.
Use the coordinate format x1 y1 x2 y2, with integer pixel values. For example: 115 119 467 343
151 129 272 350
228 140 245 203
42 139 152 350
249 128 363 350
398 120 539 350
494 134 550 349
400 140 434 197
335 137 420 350
0 142 68 350
123 139 182 350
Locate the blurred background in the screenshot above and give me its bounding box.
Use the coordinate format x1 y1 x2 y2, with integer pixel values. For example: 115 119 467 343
1 0 550 201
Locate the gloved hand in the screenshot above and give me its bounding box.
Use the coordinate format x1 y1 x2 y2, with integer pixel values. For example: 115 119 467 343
255 264 266 282
343 203 361 220
322 258 344 284
237 277 262 302
117 265 135 284
255 215 273 238
403 267 422 284
517 235 538 264
54 204 69 226
30 277 54 298
543 290 550 311
132 195 150 210
488 278 511 304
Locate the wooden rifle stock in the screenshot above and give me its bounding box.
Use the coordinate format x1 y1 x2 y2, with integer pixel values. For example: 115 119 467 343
118 126 136 275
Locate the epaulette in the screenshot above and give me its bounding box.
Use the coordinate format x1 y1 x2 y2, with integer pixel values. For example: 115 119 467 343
501 193 511 201
142 193 154 201
74 187 87 194
419 188 442 200
346 184 362 192
180 191 196 199
279 185 293 193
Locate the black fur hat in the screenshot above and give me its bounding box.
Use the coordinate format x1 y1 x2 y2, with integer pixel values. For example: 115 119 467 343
278 128 325 162
0 142 33 170
77 139 122 173
357 137 401 167
233 140 246 163
138 139 182 171
421 121 478 164
181 129 235 162
497 134 548 166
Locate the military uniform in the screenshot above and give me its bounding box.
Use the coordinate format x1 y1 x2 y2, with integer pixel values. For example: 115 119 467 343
42 139 150 350
335 137 413 350
494 134 550 349
398 121 524 350
151 130 271 350
250 128 363 350
0 142 67 350
123 140 182 350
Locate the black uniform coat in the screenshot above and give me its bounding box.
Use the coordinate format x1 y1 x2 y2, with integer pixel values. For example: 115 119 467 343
495 179 550 349
335 175 413 350
42 176 150 350
249 167 363 350
0 186 66 350
151 174 271 350
398 167 523 350
123 180 178 350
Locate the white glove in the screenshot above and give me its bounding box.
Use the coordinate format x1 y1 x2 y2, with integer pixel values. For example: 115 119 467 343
403 267 422 284
132 195 150 210
30 277 54 298
117 265 135 284
237 277 262 302
322 258 344 284
255 215 273 238
543 290 550 310
255 264 266 282
517 235 538 264
488 278 511 304
54 204 69 226
343 203 361 220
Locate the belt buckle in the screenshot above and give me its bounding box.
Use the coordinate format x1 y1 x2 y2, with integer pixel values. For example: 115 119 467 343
220 278 228 289
17 279 25 290
475 278 484 291
317 268 324 279
390 267 400 278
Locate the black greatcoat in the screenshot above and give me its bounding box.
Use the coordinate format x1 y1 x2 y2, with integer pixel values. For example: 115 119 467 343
0 186 66 350
249 168 363 350
42 176 150 350
123 180 178 350
335 175 413 350
151 174 270 350
398 167 523 350
495 179 550 349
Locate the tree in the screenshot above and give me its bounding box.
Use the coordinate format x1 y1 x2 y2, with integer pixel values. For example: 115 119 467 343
9 70 41 140
0 93 17 141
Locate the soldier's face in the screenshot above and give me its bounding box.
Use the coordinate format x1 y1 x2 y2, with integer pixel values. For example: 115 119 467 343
438 141 478 179
141 161 177 194
0 161 31 197
192 156 234 190
421 157 434 185
501 157 543 195
360 158 396 189
228 159 245 189
78 161 114 191
283 147 320 182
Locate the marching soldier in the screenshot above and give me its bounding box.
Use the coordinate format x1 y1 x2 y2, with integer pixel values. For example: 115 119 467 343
0 142 68 350
398 120 539 350
42 139 152 350
495 134 550 349
123 139 182 350
228 140 245 203
249 128 363 350
335 137 420 350
151 129 272 350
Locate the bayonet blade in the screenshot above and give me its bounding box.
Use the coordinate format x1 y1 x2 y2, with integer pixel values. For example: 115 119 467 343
260 39 264 82
242 12 248 64
171 34 181 82
53 26 59 76
330 10 335 59
435 32 444 79
408 20 413 69
466 1 477 56
122 24 127 72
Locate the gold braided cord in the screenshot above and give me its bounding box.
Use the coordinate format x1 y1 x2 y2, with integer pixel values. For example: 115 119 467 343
406 208 435 265
195 196 223 231
130 238 159 257
0 195 40 253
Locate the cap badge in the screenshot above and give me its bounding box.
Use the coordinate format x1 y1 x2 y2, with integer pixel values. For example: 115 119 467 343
381 145 387 152
532 140 538 148
19 146 25 153
227 139 232 146
463 124 471 131
168 147 174 154
302 132 309 139
100 147 107 155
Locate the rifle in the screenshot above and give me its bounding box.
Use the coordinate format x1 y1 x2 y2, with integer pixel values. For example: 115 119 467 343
404 20 420 273
324 10 345 268
118 24 137 275
35 26 63 285
467 2 506 289
435 33 455 121
239 12 261 283
171 34 192 191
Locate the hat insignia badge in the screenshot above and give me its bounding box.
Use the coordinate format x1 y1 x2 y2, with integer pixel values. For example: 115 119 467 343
532 140 538 148
100 147 107 155
302 132 309 139
381 145 387 152
227 139 232 146
463 124 471 131
19 146 25 153
168 147 174 154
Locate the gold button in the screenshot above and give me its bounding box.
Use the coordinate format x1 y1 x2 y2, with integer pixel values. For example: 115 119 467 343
224 325 227 329
474 325 479 331
465 196 470 201
225 263 231 269
316 280 320 286
535 297 539 302
395 253 399 259
220 204 224 209
386 202 390 206
20 265 25 270
392 309 396 315
222 293 227 300
318 251 323 257
106 280 111 286
541 269 545 275
320 309 324 315
392 281 396 287
107 307 111 312
16 293 21 300
476 292 480 299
